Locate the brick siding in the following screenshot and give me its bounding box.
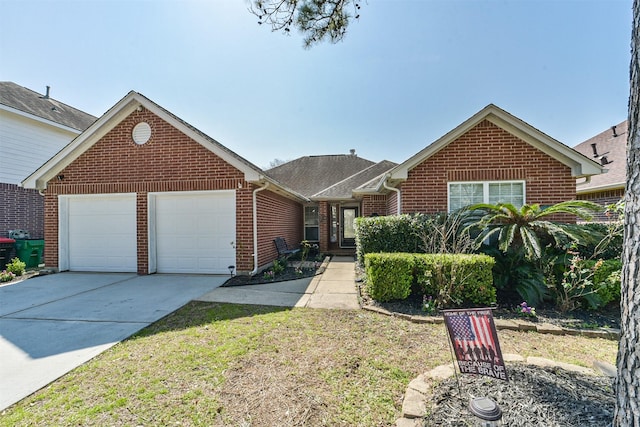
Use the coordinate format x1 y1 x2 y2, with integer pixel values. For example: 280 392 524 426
0 183 44 239
255 189 303 271
577 188 624 222
361 195 387 217
42 108 301 273
400 120 576 213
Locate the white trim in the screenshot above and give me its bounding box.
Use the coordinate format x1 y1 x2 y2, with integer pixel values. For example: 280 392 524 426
447 180 526 212
0 104 86 134
576 182 625 195
252 184 269 275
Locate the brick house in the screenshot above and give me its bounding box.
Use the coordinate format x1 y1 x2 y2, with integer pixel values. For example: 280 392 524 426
1 82 96 238
23 96 604 275
573 120 627 221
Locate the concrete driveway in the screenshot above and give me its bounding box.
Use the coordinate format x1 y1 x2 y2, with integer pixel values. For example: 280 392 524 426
0 272 226 410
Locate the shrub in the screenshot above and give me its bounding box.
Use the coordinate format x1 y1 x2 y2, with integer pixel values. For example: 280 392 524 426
355 213 474 265
584 258 622 307
0 270 16 283
414 253 496 308
364 253 415 302
5 257 25 276
356 215 422 264
573 223 623 261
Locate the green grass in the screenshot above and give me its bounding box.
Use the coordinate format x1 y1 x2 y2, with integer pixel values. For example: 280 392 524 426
0 302 618 426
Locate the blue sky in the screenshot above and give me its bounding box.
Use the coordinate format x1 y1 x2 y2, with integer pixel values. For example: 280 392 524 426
0 0 633 169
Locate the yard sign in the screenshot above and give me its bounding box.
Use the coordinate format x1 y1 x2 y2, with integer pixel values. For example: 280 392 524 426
443 308 508 381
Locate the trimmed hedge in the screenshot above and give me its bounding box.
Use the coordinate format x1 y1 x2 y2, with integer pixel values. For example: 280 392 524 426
364 253 415 302
415 254 496 308
364 252 496 308
356 215 423 264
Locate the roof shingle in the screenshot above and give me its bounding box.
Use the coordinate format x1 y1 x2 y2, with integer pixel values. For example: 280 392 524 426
573 120 627 192
264 154 378 198
0 82 96 131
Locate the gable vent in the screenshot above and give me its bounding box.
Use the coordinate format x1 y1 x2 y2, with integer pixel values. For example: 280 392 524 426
132 122 152 145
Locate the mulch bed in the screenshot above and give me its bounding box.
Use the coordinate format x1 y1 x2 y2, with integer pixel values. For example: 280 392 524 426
427 363 615 426
221 259 325 287
367 291 622 330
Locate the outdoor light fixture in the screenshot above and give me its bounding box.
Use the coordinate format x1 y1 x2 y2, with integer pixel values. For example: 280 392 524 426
228 265 235 277
469 396 502 426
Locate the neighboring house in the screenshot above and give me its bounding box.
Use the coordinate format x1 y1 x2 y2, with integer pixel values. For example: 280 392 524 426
573 120 627 221
0 82 96 238
23 95 604 275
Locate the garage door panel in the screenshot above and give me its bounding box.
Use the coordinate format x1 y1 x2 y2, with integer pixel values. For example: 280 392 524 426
154 191 235 274
67 195 137 272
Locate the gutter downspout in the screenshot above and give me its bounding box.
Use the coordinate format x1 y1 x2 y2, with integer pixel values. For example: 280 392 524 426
383 176 401 215
251 182 269 275
576 176 592 186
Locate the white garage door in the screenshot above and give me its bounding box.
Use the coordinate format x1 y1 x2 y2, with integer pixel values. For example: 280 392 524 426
152 191 236 274
65 194 137 272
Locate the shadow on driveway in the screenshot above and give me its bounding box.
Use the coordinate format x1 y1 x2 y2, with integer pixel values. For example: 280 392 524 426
0 272 225 410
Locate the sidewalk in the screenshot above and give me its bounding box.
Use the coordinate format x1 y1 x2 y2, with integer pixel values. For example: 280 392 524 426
196 256 359 309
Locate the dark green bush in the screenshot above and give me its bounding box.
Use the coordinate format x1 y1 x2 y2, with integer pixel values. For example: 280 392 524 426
364 253 415 302
355 213 472 264
573 223 623 260
414 253 496 308
356 215 423 264
584 259 622 307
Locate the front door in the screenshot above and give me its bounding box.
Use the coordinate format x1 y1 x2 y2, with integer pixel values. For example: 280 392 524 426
340 206 358 247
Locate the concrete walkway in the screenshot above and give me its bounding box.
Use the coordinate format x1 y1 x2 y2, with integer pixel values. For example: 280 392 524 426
197 256 359 309
0 273 226 410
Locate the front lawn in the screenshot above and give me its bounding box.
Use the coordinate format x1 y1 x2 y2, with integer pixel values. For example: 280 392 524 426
1 302 618 426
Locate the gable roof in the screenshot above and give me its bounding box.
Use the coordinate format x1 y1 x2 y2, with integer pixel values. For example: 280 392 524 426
386 104 605 186
264 154 377 198
573 120 627 194
0 82 96 131
21 91 307 202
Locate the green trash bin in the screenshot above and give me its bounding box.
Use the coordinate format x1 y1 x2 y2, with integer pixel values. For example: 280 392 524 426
14 239 44 268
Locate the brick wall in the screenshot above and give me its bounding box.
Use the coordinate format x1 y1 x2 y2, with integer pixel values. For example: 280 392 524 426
42 108 289 273
361 195 387 217
0 183 44 239
400 120 575 213
578 188 624 222
255 189 303 272
318 201 329 253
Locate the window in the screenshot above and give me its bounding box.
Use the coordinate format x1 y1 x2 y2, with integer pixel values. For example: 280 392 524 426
304 206 319 241
448 181 525 212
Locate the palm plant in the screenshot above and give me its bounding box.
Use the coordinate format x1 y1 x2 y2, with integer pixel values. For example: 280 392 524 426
462 200 602 260
461 200 603 306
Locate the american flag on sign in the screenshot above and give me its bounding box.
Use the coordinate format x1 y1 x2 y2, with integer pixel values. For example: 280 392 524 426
448 313 497 351
443 308 508 381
